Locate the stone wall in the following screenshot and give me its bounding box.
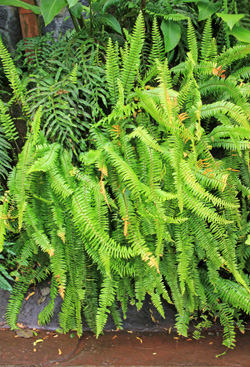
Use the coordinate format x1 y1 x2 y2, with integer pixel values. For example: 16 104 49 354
0 1 89 53
0 6 23 54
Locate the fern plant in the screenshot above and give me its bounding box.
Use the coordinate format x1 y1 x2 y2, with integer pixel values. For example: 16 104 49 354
1 15 250 350
14 30 109 154
92 15 250 347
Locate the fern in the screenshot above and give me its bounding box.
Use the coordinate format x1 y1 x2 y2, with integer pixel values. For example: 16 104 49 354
2 14 250 350
121 12 145 97
148 17 165 65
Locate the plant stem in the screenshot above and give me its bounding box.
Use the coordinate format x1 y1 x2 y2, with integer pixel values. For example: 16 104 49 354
69 8 80 32
141 0 146 16
89 0 93 35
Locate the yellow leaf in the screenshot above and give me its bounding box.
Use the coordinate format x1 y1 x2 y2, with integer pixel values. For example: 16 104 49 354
57 230 66 243
33 339 44 346
99 164 108 177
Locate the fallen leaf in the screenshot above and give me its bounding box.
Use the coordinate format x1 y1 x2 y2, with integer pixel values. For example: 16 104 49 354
153 353 157 355
151 314 156 323
16 323 25 329
136 337 143 344
33 339 44 346
112 335 117 340
174 337 179 340
25 292 35 301
168 327 172 334
127 331 133 333
187 339 192 341
58 348 62 355
16 329 34 339
209 342 213 345
33 348 36 352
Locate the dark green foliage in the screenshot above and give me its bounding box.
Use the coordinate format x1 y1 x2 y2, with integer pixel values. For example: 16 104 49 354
14 31 109 154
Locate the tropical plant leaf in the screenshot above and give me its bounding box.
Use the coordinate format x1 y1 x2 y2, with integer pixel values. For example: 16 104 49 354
228 26 250 43
94 14 122 35
161 19 181 52
217 13 245 30
40 0 67 26
198 0 221 21
0 0 40 13
67 0 78 7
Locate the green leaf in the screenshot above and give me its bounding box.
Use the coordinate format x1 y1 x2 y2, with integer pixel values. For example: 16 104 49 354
67 0 79 7
103 0 119 12
0 0 40 14
228 26 250 43
69 2 82 18
161 19 181 52
217 13 245 30
92 2 102 12
79 149 102 165
94 14 122 35
0 274 12 292
40 0 67 26
198 0 221 21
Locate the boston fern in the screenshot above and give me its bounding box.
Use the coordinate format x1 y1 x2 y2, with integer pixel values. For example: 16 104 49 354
1 14 250 349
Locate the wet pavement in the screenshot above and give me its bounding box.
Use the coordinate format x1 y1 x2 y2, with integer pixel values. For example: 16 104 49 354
1 328 250 366
1 283 250 366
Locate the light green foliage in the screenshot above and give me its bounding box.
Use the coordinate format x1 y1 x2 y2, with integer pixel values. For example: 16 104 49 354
1 15 250 350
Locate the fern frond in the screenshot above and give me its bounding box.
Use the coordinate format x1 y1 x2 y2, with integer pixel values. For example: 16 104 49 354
0 36 28 113
0 100 18 141
175 221 194 295
121 12 145 97
201 101 249 129
0 196 9 251
48 165 74 199
72 184 133 259
96 275 116 337
129 126 163 153
25 206 55 257
148 17 165 66
200 17 213 62
218 303 236 348
187 18 198 63
13 139 34 230
28 143 61 174
104 143 144 199
106 39 120 106
38 277 58 325
0 128 12 179
217 44 250 69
